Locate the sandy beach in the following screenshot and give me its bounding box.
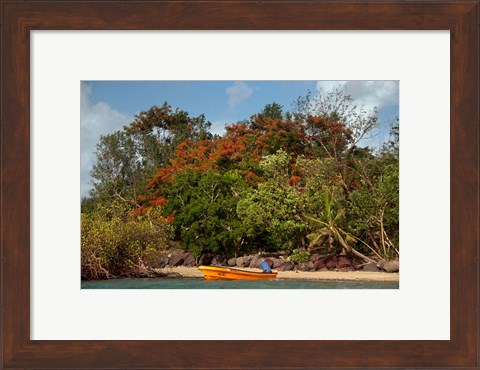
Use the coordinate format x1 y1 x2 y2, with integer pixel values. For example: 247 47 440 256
157 266 399 282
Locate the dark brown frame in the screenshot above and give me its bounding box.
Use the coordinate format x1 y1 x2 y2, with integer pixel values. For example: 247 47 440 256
1 1 478 369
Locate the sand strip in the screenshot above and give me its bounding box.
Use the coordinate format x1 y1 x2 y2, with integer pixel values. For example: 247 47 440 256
157 266 399 282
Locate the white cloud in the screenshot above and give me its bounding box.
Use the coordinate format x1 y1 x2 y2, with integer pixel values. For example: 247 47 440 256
315 81 399 149
316 80 399 113
226 81 253 110
80 82 133 197
210 119 230 136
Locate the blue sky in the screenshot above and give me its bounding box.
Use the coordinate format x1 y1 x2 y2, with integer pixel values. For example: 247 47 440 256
81 81 399 196
87 81 319 134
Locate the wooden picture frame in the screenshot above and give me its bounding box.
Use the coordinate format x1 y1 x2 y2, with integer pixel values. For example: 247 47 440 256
1 1 478 368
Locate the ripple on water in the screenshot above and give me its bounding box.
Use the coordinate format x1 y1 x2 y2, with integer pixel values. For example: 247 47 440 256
81 277 398 289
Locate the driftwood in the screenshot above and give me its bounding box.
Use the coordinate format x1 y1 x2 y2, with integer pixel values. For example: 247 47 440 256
131 262 181 278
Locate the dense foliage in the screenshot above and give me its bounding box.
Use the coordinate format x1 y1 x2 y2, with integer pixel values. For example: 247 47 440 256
82 89 399 278
81 202 172 279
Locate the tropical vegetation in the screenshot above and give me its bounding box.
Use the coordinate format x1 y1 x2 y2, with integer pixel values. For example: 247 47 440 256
81 88 399 279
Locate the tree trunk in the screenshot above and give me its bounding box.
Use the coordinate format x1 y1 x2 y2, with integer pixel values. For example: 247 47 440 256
335 230 376 263
348 247 376 264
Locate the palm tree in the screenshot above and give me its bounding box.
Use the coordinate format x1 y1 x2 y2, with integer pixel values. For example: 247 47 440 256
305 187 376 263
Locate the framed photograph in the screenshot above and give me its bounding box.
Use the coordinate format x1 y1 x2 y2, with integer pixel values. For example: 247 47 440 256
78 79 401 291
1 1 478 368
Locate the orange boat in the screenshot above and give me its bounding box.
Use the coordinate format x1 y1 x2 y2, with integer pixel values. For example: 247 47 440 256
198 265 277 281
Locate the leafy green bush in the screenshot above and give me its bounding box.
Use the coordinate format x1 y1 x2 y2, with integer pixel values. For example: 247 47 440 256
237 183 306 251
163 171 250 258
81 202 172 280
290 249 310 263
347 159 399 259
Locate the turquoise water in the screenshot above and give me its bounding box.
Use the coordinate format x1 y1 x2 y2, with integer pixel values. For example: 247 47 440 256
81 277 398 289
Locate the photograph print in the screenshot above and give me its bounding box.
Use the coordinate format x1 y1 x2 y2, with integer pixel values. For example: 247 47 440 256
80 81 399 289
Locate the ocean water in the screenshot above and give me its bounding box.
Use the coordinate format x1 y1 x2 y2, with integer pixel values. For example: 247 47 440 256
81 277 398 289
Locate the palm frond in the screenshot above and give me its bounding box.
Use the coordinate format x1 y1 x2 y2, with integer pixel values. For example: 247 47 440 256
304 214 328 227
333 208 345 223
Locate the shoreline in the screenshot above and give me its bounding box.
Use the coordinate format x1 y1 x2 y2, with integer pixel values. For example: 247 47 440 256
156 266 399 282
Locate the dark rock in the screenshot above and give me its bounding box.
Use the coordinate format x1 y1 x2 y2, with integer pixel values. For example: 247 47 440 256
339 266 355 272
282 261 295 271
243 255 253 266
169 254 184 267
296 262 306 271
183 253 196 267
352 257 364 265
318 267 329 272
325 260 336 270
383 260 399 273
309 253 322 263
150 255 169 268
336 256 351 269
272 258 284 269
352 257 364 269
313 259 326 271
297 262 314 271
198 254 213 266
325 254 337 267
227 258 237 267
363 262 379 272
211 255 226 266
249 256 259 268
236 257 245 267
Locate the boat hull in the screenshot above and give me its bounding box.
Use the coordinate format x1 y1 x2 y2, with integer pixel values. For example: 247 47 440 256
198 265 277 281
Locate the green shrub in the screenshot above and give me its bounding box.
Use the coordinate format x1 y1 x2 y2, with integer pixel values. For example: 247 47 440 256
81 202 172 280
290 249 310 263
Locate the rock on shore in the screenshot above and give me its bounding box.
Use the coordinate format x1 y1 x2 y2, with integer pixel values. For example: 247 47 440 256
151 251 399 274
